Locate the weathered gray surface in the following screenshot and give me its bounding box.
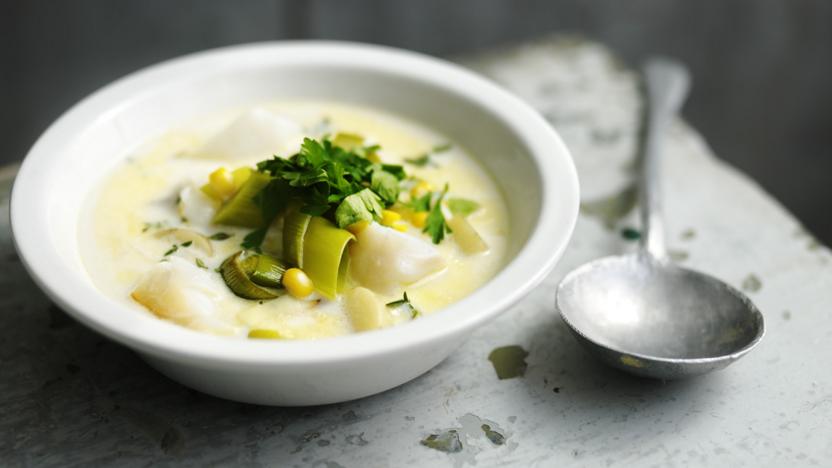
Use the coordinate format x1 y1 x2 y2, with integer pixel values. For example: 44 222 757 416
2 38 831 467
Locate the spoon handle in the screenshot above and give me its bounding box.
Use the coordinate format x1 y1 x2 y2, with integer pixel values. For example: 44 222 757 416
640 58 691 259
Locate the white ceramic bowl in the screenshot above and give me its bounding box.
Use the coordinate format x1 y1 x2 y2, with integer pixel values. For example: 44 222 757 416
11 42 579 406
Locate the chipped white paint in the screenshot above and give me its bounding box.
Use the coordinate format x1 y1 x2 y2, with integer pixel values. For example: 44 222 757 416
2 37 831 467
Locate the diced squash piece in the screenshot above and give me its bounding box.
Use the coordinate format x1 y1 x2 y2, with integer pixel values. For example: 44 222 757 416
447 215 488 254
212 171 272 227
344 287 385 332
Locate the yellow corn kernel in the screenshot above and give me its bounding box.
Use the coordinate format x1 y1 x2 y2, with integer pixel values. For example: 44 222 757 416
283 268 314 298
346 220 370 235
410 211 429 229
248 329 282 339
410 180 432 198
208 167 236 200
231 167 252 189
380 209 402 227
391 220 409 232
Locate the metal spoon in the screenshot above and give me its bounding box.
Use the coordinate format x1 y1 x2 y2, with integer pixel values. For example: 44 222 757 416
556 58 765 379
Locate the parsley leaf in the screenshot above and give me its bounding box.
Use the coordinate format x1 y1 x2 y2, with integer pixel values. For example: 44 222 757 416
407 192 432 212
209 232 232 240
370 170 400 206
423 184 451 244
404 154 431 167
241 137 410 248
335 188 384 228
241 227 268 251
447 198 480 217
195 258 208 269
163 244 178 256
404 143 453 167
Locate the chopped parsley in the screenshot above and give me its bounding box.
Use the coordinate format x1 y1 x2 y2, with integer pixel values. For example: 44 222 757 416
243 137 406 247
142 221 167 233
209 232 232 241
386 292 420 319
195 258 208 269
163 240 193 257
424 184 451 244
404 143 452 167
334 188 384 228
407 192 432 212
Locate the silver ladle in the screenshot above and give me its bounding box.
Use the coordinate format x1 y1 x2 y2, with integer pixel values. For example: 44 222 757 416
556 58 765 379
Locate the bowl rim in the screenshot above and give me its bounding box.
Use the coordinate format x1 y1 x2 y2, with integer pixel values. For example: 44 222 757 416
11 41 579 365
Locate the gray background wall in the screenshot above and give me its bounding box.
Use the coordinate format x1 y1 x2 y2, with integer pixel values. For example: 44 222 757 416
3 0 830 241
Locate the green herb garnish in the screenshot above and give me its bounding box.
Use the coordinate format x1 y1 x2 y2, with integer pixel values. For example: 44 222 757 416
404 143 453 167
241 138 407 247
195 258 208 269
407 192 432 212
209 232 232 241
447 197 480 217
181 240 193 248
142 221 167 233
334 188 384 228
424 184 451 244
163 245 178 256
386 292 419 319
241 227 268 252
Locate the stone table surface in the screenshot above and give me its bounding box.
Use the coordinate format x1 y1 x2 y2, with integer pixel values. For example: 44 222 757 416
2 37 831 467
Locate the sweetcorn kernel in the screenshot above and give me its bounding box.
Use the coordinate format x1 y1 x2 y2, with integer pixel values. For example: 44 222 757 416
283 268 314 298
391 221 409 232
410 211 429 228
380 209 402 227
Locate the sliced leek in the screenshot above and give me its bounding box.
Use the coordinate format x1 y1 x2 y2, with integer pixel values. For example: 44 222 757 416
302 216 355 299
212 171 272 227
332 132 364 151
248 254 287 288
447 215 488 254
220 251 281 300
283 209 312 266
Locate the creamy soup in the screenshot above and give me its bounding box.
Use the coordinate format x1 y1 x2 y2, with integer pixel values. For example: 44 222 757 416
81 101 508 339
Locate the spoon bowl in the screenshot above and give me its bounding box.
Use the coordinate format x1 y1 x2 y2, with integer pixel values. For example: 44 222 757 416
556 58 765 379
557 253 765 379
